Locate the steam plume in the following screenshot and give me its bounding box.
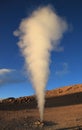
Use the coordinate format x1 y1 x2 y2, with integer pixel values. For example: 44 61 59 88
14 5 68 121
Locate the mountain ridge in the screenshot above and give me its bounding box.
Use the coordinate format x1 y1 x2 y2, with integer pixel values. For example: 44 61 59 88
1 84 82 104
46 84 82 97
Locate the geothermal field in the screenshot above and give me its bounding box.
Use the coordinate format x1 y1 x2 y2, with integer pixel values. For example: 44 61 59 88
0 84 82 130
0 3 82 130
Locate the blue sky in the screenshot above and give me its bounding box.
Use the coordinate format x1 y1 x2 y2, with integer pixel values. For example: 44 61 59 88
0 0 82 98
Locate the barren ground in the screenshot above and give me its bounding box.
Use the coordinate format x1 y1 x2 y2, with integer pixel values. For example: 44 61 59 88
0 84 82 130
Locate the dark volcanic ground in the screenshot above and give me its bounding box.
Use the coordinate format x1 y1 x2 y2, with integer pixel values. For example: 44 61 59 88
0 84 82 130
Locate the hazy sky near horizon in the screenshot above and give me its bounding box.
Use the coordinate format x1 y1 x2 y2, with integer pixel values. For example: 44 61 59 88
0 0 82 98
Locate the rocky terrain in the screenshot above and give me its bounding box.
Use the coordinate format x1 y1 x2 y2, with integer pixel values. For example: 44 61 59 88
0 84 82 130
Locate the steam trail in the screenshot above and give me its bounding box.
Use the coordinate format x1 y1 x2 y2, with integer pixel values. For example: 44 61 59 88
14 5 68 121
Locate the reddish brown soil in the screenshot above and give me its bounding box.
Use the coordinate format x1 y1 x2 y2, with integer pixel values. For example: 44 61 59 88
0 84 82 130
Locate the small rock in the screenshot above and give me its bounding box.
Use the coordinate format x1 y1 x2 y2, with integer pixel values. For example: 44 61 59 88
34 120 44 128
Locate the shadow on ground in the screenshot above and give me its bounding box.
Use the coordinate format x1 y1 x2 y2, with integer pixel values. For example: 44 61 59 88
57 125 82 130
44 120 57 127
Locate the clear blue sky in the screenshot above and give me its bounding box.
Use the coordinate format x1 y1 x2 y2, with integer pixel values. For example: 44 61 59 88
0 0 82 98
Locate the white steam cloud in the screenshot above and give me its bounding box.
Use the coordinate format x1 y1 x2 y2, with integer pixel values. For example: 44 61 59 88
14 5 68 121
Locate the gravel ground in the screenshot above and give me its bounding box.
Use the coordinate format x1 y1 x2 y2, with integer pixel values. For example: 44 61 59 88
0 104 82 130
